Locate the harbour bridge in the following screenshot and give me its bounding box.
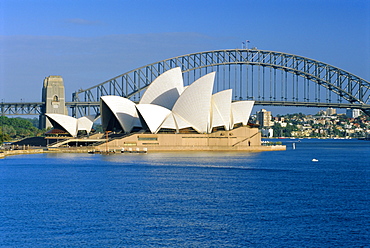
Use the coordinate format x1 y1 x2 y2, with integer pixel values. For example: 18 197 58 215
1 49 370 123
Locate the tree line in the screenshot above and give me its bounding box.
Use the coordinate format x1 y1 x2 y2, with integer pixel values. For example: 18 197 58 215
0 116 44 143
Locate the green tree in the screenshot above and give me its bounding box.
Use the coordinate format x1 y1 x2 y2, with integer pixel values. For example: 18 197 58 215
0 131 11 143
272 123 283 137
0 116 42 140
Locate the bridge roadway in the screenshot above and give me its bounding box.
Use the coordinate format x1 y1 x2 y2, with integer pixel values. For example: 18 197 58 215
1 101 370 116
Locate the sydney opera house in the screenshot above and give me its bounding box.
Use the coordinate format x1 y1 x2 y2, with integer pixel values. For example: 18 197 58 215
46 68 283 151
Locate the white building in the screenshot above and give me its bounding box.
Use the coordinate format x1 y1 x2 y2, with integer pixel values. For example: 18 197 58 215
101 67 255 134
346 108 361 118
261 128 274 138
46 114 97 137
326 108 336 116
257 109 272 127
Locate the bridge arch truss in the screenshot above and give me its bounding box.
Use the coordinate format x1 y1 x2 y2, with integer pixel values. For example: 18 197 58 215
71 49 370 117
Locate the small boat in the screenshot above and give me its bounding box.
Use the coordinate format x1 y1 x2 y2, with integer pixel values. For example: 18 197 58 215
312 158 319 162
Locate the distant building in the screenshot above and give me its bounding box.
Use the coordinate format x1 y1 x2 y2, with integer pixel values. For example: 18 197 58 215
346 108 361 118
257 109 272 127
261 128 273 138
326 108 336 116
317 110 326 116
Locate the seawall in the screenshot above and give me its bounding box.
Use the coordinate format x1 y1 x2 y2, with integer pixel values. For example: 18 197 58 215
0 149 45 158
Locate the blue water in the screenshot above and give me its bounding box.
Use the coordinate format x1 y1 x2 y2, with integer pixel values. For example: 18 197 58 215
1 139 369 247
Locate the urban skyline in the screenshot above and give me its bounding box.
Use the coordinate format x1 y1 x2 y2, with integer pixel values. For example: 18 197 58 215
254 107 370 138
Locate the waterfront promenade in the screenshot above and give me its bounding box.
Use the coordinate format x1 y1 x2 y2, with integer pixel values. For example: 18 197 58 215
0 149 44 159
0 147 92 159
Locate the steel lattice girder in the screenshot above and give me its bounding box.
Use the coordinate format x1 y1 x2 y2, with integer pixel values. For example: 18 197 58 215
0 103 44 115
71 49 369 116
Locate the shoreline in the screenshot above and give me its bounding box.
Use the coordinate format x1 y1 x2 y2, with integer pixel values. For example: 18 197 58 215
1 149 46 159
1 145 285 159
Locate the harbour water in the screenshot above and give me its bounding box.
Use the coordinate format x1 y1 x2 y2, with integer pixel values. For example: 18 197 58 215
1 139 369 247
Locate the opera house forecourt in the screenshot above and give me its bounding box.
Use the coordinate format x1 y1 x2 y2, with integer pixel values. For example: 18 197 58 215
46 67 285 152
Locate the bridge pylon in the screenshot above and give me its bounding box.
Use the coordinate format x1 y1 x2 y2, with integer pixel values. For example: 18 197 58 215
39 76 67 129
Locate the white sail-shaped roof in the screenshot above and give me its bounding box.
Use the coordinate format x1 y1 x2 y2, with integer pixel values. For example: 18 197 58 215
46 113 78 137
101 96 139 133
172 72 215 133
160 112 192 132
77 115 95 133
136 104 171 134
139 67 184 110
160 112 177 130
99 69 255 135
230 101 255 128
210 89 232 132
173 112 192 130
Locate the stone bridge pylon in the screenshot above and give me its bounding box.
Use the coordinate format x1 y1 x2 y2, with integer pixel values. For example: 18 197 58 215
39 76 67 129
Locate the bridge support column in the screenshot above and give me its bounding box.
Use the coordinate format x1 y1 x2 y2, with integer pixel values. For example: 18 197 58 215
39 76 67 129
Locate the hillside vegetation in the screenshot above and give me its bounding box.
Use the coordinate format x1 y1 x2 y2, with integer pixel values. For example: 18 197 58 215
0 116 44 143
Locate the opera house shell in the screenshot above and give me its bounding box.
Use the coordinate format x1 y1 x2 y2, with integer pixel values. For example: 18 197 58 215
45 114 96 137
100 67 255 135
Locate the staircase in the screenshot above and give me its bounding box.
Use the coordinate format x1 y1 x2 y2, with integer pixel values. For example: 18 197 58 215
91 132 136 147
232 132 259 147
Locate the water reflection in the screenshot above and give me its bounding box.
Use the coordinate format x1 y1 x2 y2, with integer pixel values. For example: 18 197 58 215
100 151 261 169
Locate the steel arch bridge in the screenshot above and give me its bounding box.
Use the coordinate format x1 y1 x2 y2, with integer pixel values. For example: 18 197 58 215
68 49 369 117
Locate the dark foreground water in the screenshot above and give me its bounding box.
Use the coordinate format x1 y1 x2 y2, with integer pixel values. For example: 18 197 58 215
1 139 369 247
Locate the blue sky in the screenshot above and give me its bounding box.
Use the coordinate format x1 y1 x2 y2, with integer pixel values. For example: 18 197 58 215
0 0 369 115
